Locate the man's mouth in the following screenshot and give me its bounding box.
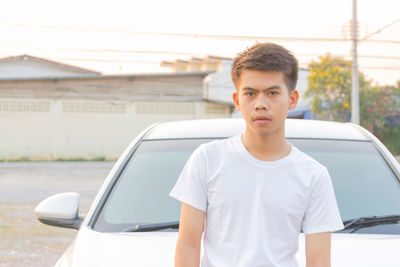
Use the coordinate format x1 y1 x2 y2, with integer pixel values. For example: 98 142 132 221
253 115 271 124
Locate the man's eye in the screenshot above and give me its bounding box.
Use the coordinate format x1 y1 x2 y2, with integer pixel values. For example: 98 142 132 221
245 92 255 96
269 91 279 96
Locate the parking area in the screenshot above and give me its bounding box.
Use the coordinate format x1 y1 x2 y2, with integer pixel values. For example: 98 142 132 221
2 157 400 267
0 162 114 267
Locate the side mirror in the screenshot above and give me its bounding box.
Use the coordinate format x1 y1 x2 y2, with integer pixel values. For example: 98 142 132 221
35 192 83 230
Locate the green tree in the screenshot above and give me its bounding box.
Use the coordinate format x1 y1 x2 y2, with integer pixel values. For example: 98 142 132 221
305 54 400 146
305 53 352 121
360 81 400 153
305 53 371 122
359 85 398 138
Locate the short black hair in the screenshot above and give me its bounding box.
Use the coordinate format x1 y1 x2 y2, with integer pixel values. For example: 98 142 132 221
231 42 299 91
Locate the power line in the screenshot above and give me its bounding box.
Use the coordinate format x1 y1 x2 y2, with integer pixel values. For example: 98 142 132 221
2 44 400 62
53 57 160 64
1 21 399 44
46 56 400 67
20 56 400 71
0 44 204 56
357 55 400 61
360 66 400 70
360 18 400 42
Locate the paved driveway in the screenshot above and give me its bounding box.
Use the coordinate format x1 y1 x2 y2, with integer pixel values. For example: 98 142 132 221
0 162 114 267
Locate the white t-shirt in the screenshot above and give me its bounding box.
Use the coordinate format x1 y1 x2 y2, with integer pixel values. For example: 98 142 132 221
169 134 344 267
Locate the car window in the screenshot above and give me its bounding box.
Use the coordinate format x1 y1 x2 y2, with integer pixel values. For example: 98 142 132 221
293 139 400 222
93 138 400 232
93 139 209 232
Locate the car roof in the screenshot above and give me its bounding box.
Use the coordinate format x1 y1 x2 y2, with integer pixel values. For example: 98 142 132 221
144 118 369 141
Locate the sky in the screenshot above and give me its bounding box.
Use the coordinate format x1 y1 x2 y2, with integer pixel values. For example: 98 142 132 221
0 0 399 85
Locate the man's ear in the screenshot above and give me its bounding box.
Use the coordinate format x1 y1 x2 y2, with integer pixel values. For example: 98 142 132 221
289 90 299 110
232 91 240 111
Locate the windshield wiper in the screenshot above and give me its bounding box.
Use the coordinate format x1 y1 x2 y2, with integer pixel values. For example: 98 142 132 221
122 221 179 232
342 215 400 232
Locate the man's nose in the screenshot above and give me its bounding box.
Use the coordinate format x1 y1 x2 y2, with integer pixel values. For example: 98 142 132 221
254 95 269 110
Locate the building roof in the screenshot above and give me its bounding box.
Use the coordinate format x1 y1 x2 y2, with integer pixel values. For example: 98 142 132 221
160 55 232 67
161 55 309 71
0 71 213 81
0 54 102 75
204 55 232 61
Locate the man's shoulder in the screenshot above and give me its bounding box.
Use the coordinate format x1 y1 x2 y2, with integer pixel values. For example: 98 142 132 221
197 136 239 167
292 146 327 173
201 135 237 152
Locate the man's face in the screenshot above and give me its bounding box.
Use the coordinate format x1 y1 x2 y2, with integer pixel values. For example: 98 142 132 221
232 69 298 137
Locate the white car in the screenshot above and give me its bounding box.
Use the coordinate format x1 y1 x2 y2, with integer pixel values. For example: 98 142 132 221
35 118 400 267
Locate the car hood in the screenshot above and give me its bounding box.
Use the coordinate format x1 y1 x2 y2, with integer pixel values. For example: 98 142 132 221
60 227 400 267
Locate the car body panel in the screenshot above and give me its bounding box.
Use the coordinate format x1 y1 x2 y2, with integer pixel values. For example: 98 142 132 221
144 118 368 141
57 227 400 267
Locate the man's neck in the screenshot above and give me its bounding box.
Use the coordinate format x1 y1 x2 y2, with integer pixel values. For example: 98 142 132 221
241 129 291 162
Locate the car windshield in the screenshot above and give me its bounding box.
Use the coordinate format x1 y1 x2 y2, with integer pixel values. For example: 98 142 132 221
93 138 400 232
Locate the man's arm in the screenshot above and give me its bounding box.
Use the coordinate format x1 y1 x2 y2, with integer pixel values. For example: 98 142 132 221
175 202 206 267
305 232 331 267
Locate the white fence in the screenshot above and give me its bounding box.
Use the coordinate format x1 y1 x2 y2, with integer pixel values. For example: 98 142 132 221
0 98 231 160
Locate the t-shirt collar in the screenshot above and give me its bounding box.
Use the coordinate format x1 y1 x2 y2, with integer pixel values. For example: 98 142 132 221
234 134 297 167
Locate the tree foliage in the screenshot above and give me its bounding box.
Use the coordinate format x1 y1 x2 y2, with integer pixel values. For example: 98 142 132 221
305 54 352 121
305 53 400 139
360 86 398 136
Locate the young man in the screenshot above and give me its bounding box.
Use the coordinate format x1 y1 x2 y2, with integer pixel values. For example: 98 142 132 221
169 43 344 267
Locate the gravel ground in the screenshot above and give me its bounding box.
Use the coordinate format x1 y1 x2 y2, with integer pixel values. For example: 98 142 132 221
0 162 114 267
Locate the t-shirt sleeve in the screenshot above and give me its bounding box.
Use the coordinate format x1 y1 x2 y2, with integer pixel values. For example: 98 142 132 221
169 145 208 212
302 168 344 235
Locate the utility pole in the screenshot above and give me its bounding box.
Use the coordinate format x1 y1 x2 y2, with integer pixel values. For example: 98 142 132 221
351 0 360 124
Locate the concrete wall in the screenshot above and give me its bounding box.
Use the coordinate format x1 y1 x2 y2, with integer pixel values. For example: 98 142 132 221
203 60 235 104
296 69 311 108
0 73 232 160
0 97 231 160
